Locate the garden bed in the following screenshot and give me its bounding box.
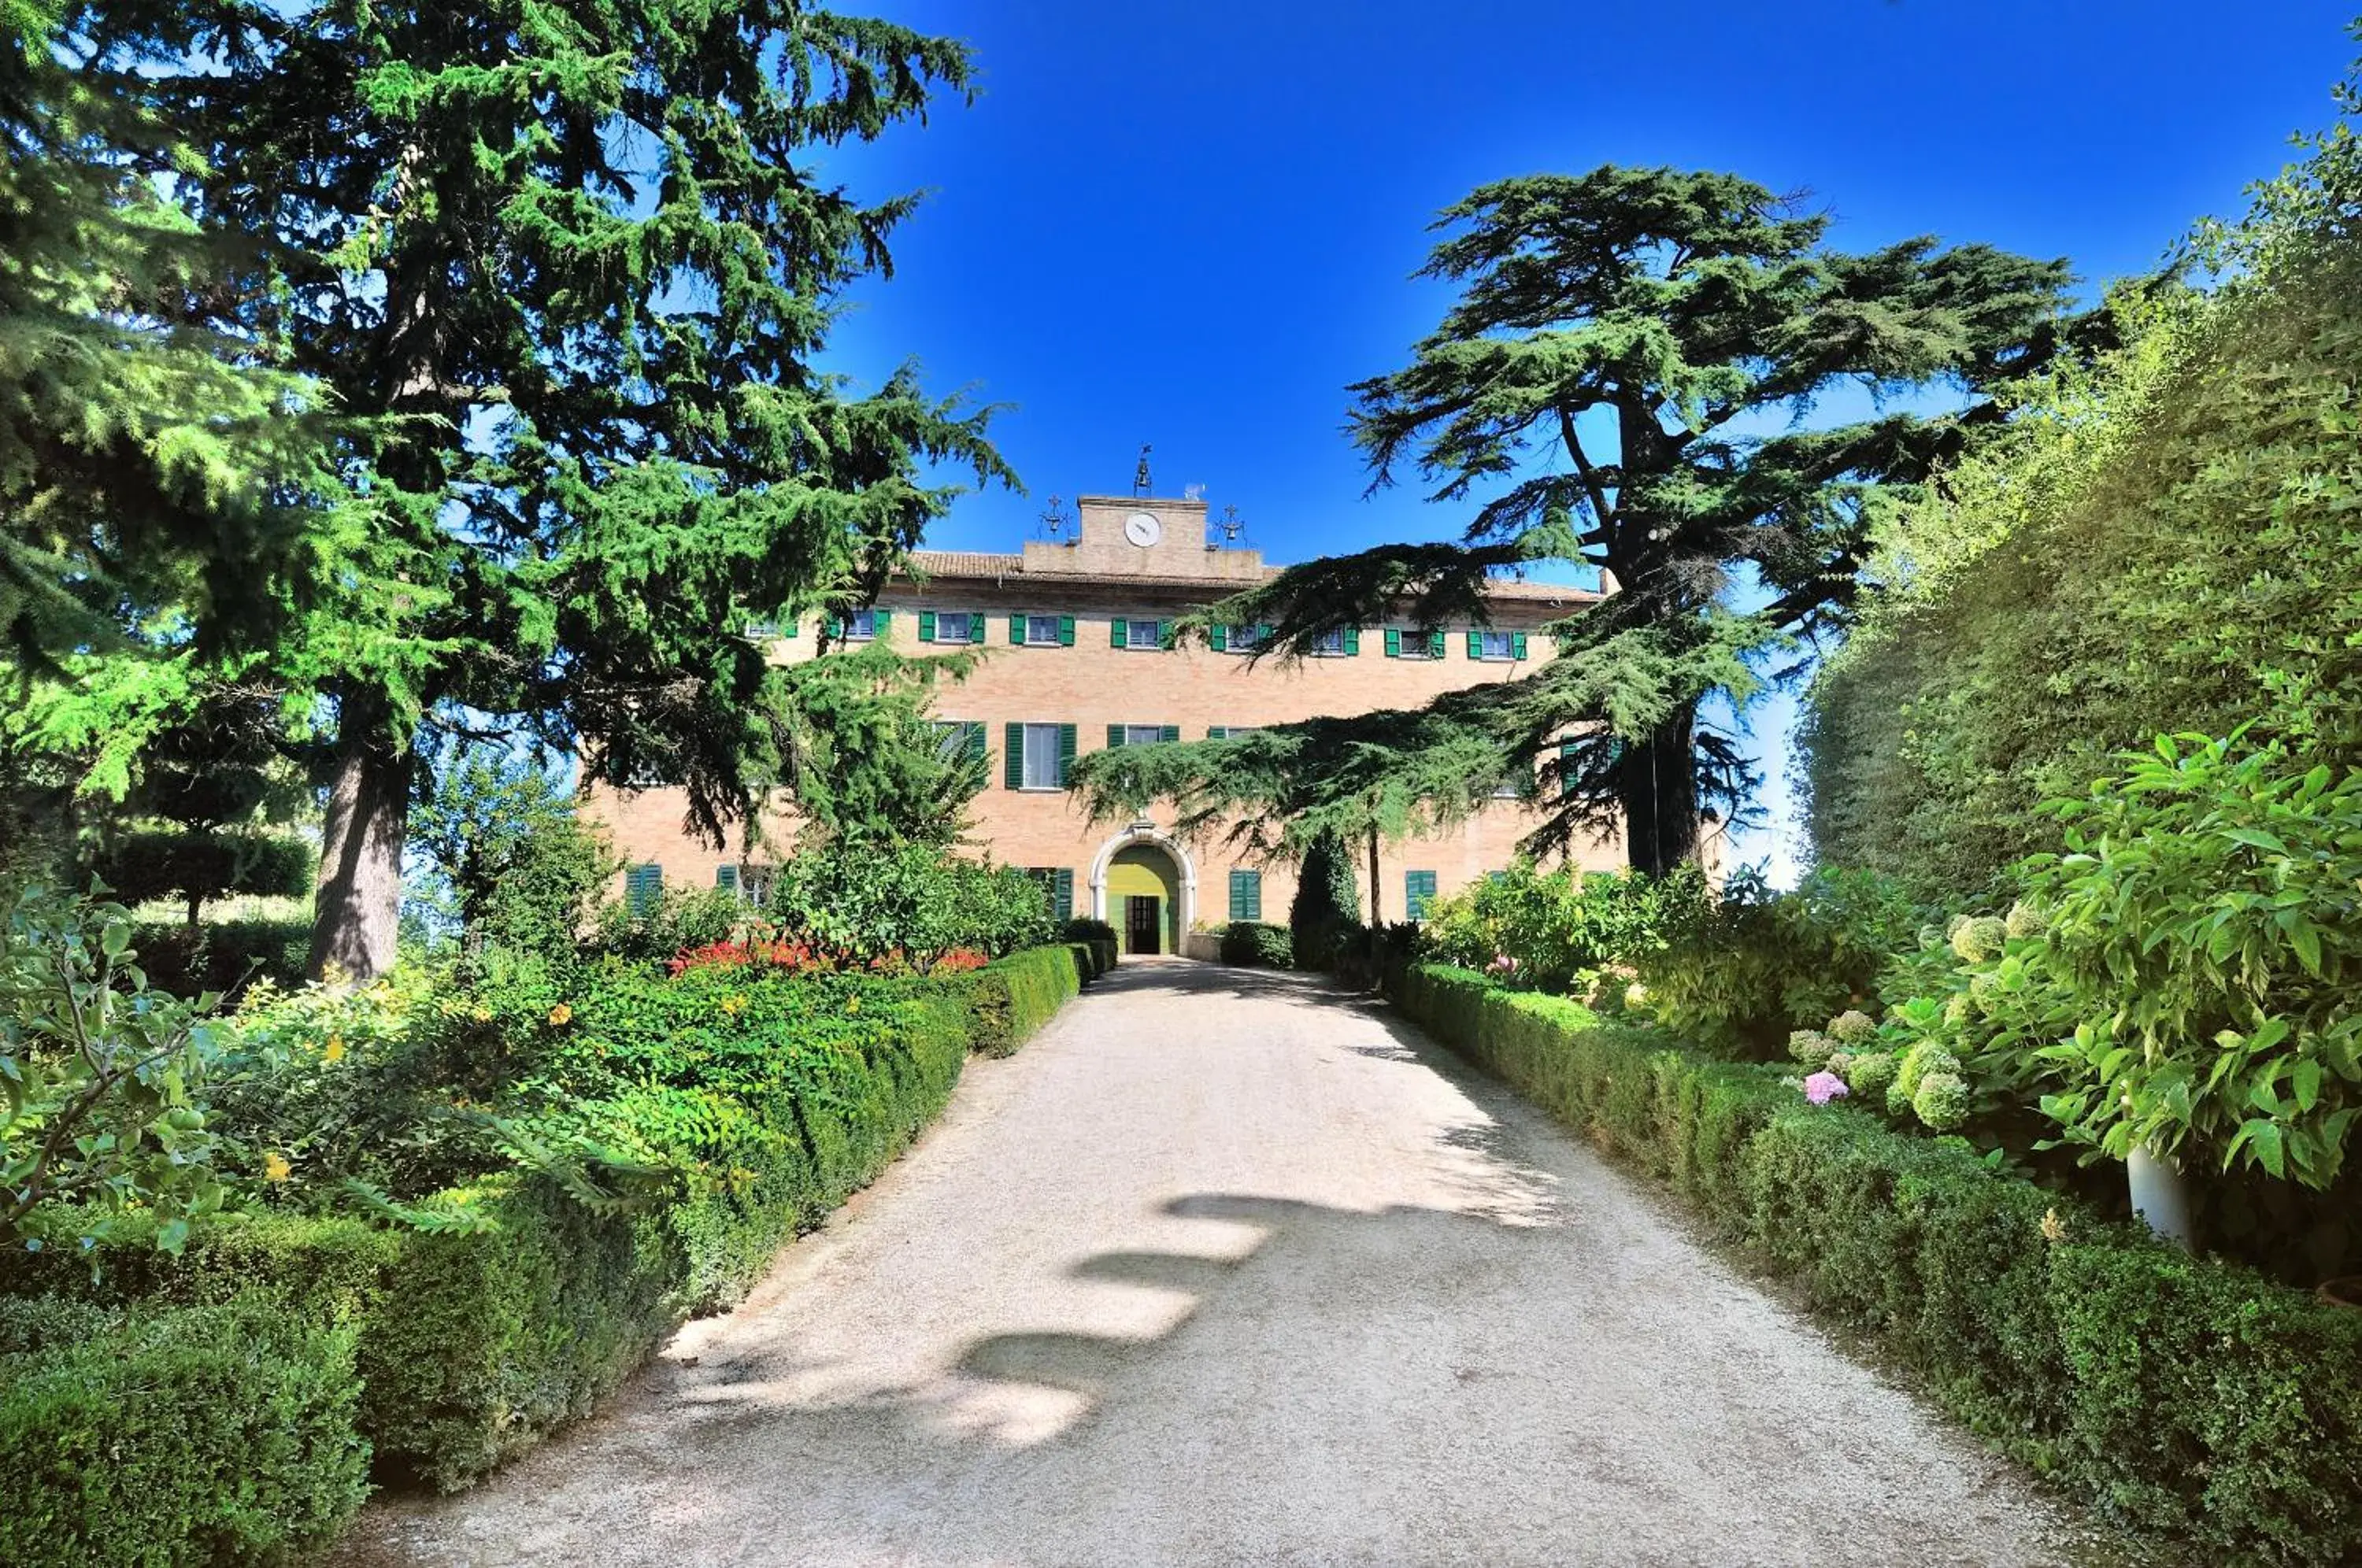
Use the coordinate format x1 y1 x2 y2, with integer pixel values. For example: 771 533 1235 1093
1395 962 2362 1568
0 941 1096 1562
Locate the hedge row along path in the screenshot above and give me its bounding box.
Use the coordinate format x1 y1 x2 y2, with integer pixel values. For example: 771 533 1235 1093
336 963 2078 1567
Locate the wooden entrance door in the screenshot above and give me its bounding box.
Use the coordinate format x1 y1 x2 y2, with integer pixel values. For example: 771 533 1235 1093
1124 894 1161 955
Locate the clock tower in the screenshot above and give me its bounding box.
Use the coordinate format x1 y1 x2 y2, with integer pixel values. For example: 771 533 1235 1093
1013 493 1266 584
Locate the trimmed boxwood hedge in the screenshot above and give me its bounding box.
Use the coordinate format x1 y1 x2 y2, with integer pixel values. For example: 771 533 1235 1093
958 941 1094 1057
0 1293 370 1567
1395 963 2362 1567
1 943 1090 1548
1218 920 1293 967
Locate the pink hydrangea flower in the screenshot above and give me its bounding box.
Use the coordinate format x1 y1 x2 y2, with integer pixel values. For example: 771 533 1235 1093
1803 1071 1849 1106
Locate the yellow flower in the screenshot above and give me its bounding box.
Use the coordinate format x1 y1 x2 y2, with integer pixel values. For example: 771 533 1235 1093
845 995 861 1014
323 1034 346 1063
262 1152 292 1183
472 1005 493 1023
547 1003 574 1027
718 995 746 1019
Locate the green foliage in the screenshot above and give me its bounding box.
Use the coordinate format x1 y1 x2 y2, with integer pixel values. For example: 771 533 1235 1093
1 888 246 1255
2016 736 2362 1189
1058 916 1118 947
1417 862 1709 993
1286 830 1361 970
774 643 991 847
766 839 1053 968
0 0 342 674
958 945 1089 1059
1219 922 1294 968
1398 962 2362 1566
90 830 311 916
128 918 310 1000
0 1292 369 1566
1630 867 1922 1057
407 747 618 962
1803 58 2362 895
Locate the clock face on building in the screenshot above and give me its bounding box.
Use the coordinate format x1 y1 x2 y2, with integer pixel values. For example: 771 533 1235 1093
1124 512 1162 547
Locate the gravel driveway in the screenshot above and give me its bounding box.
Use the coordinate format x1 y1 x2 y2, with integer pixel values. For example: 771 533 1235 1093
335 960 2076 1568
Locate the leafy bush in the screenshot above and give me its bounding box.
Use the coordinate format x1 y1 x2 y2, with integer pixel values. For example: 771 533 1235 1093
1218 921 1294 968
0 1292 368 1566
128 916 310 999
959 945 1089 1057
2011 737 2362 1188
1058 916 1116 946
1630 867 1922 1057
2 889 250 1255
1396 962 2362 1566
765 838 1053 967
91 829 312 921
1420 862 1710 994
407 746 619 961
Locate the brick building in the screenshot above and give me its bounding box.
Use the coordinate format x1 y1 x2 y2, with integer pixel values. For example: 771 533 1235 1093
584 494 1627 955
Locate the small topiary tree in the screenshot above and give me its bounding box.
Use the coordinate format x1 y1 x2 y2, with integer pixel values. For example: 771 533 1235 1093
1287 830 1361 971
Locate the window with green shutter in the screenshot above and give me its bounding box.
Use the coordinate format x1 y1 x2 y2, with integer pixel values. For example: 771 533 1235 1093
1208 623 1228 653
1342 627 1361 656
1057 723 1077 785
1512 631 1529 660
1004 723 1026 790
1057 614 1076 646
1159 723 1179 743
1228 869 1262 922
716 864 739 894
1405 870 1438 921
624 864 664 915
1053 868 1074 922
1384 627 1402 658
1466 628 1484 660
918 610 935 642
1427 627 1447 660
969 615 987 644
1008 613 1027 645
1111 619 1128 649
1207 726 1227 739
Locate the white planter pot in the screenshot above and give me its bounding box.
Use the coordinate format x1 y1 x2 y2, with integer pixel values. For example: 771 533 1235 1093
2127 1141 2194 1249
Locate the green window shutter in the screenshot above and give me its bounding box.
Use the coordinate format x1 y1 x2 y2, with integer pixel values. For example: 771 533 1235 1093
1053 867 1074 923
872 608 890 638
1342 627 1361 656
1383 627 1401 659
1229 869 1262 922
1107 723 1126 749
970 615 987 644
826 614 846 639
1057 614 1076 646
918 610 936 642
1111 619 1128 649
1057 723 1077 786
1009 614 1026 645
1466 629 1483 660
966 723 987 763
1512 631 1529 660
1405 870 1437 921
715 864 739 893
1160 723 1179 743
1004 723 1024 790
1259 623 1273 647
1207 725 1227 739
1427 628 1447 660
625 864 664 915
1157 619 1172 648
1209 623 1227 653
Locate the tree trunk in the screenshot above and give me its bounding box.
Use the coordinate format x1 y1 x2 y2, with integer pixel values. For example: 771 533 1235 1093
1620 707 1701 876
309 719 411 982
1366 824 1383 927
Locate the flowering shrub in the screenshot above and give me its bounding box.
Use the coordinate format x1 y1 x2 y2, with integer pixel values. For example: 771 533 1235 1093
1802 1071 1849 1106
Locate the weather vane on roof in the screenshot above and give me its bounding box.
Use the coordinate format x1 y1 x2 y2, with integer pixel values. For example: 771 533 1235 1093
1132 443 1153 497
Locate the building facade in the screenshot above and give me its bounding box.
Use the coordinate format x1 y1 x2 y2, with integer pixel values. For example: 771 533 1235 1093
585 494 1626 954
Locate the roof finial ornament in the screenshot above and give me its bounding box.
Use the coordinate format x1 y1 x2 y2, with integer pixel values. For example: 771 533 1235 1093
1132 443 1153 497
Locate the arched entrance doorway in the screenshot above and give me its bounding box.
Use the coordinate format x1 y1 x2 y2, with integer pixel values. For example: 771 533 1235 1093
1090 823 1195 957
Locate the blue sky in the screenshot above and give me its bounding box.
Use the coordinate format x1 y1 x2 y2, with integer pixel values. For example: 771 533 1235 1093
816 2 2356 878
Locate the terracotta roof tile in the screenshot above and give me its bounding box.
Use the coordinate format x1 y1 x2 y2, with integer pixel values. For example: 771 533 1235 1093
899 549 1599 605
